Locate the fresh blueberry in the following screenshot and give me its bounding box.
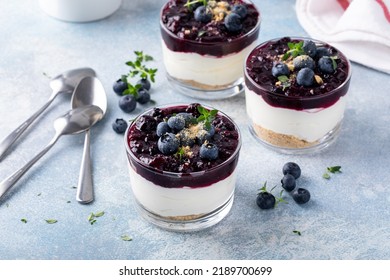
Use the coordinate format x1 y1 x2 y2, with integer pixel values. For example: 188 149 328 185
113 79 128 96
136 88 151 104
318 56 335 74
136 78 151 91
197 124 215 144
167 115 186 132
296 68 315 87
112 118 128 134
272 62 290 77
293 55 315 70
224 13 243 33
119 95 137 113
256 192 276 209
281 173 296 192
178 130 195 147
292 188 311 204
194 6 212 23
156 121 171 137
316 47 331 59
282 162 301 179
176 112 195 127
200 142 219 160
303 40 317 58
232 4 248 18
157 133 179 155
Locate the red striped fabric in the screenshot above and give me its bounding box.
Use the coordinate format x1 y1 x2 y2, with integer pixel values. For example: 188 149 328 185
376 0 390 23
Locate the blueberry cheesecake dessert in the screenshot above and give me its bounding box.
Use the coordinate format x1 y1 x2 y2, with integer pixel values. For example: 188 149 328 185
160 0 260 98
124 103 242 231
244 37 351 152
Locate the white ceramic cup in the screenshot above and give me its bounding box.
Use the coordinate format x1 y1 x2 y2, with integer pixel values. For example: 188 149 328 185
39 0 122 22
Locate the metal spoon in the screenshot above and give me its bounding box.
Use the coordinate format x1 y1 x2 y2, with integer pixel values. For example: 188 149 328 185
0 105 104 202
71 76 107 204
0 67 96 161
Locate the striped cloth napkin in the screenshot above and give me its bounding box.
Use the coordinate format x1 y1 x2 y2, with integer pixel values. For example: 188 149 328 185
296 0 390 74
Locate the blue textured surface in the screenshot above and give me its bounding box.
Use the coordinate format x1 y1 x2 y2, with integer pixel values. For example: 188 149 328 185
1 0 390 260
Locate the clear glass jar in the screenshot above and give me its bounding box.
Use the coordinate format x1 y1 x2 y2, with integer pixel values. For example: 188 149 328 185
244 37 352 154
124 103 242 232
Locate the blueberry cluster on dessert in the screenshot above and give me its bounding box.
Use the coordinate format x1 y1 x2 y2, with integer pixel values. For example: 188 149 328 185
160 0 260 94
246 37 349 99
245 37 351 151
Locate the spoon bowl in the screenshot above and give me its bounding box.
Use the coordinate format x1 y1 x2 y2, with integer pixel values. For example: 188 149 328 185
0 105 103 202
71 76 107 203
0 67 96 161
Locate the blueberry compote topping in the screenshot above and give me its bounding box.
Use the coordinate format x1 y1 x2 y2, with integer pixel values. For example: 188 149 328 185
127 104 240 188
161 0 260 56
245 37 351 110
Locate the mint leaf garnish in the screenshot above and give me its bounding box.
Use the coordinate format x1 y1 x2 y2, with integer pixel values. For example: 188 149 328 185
197 106 218 130
282 41 304 60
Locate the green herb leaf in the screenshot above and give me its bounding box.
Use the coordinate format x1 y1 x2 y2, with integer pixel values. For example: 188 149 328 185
277 75 291 90
293 230 302 236
322 173 331 180
121 235 133 241
21 218 27 223
282 41 304 60
327 166 342 173
94 211 105 217
196 106 218 130
45 219 58 224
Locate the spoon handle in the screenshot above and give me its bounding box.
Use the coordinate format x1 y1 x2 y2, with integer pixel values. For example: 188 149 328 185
0 134 60 201
0 91 58 161
76 129 94 204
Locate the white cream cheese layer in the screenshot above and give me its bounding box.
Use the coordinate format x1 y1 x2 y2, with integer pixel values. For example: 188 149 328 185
162 41 257 87
245 87 347 142
129 166 237 217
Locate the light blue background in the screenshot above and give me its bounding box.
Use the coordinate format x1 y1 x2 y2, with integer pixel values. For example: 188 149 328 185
0 0 389 260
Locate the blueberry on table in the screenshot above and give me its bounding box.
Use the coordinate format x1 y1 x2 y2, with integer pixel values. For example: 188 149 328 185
272 62 290 77
296 68 315 87
282 162 301 179
224 13 243 33
119 95 137 113
256 192 276 209
200 142 219 161
293 55 315 70
136 88 151 104
318 56 335 74
167 115 186 132
156 121 171 137
194 6 212 23
281 173 296 192
136 77 151 91
158 133 179 155
112 118 128 134
303 40 317 58
292 188 311 204
113 79 128 96
232 4 248 18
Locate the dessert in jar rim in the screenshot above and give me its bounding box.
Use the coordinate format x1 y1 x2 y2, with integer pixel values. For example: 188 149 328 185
160 0 261 54
244 36 352 153
125 103 242 184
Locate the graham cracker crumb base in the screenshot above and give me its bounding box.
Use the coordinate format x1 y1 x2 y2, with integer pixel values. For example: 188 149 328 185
252 123 318 149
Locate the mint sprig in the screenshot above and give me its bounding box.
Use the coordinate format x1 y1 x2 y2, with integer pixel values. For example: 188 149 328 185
126 51 157 83
277 75 291 90
282 41 304 61
197 106 218 130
